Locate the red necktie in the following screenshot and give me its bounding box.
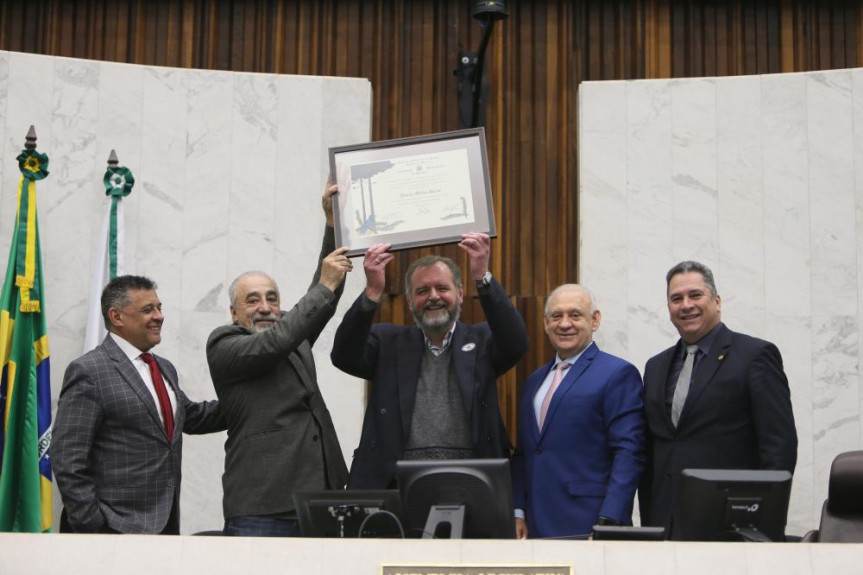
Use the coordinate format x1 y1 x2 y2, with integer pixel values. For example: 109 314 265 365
539 361 570 430
140 352 175 441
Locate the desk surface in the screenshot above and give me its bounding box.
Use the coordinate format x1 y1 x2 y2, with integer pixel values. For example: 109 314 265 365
1 533 862 575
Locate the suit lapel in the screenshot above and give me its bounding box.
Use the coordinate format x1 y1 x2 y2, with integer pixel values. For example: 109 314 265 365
679 324 733 426
103 335 169 440
539 344 598 439
288 348 314 392
450 323 476 420
397 327 425 438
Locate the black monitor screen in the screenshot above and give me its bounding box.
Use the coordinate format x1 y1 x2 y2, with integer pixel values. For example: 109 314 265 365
670 469 793 542
292 490 404 538
395 458 516 539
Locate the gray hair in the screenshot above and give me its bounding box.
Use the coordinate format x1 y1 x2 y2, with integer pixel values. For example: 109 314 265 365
665 261 717 298
101 275 157 329
403 255 463 297
544 283 597 316
228 270 278 306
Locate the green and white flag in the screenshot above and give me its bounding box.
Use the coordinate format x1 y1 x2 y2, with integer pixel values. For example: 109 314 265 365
83 155 134 352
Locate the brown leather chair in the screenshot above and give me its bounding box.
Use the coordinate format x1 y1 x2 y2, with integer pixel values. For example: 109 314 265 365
802 450 863 542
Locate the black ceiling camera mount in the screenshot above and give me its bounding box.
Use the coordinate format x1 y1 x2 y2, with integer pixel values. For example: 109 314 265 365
455 1 509 128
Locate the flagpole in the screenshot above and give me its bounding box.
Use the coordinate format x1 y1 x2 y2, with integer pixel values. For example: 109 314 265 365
83 150 133 353
0 126 53 532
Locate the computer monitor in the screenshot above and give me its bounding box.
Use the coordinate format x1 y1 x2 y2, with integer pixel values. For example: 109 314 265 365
670 469 793 542
395 458 516 539
292 490 404 538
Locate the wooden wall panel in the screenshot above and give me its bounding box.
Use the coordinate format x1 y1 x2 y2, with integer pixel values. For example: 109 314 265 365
1 0 861 445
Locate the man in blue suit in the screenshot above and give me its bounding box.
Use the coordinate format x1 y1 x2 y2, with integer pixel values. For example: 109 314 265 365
512 284 646 539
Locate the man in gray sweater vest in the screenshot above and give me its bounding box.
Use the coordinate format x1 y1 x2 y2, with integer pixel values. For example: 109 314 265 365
331 233 528 489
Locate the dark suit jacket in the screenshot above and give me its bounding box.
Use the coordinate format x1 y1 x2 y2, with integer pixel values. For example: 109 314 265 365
639 323 798 529
53 335 224 534
206 228 348 519
512 344 646 538
331 277 528 489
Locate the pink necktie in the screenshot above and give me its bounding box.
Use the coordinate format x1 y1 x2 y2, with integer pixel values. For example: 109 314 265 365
140 352 175 441
539 361 570 430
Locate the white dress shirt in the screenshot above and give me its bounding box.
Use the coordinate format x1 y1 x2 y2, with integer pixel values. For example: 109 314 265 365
109 332 177 425
532 341 594 426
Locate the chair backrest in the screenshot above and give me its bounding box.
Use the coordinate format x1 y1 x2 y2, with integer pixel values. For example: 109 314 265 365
816 450 863 543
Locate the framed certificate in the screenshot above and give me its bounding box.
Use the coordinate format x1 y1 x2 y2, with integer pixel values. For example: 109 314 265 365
329 127 496 257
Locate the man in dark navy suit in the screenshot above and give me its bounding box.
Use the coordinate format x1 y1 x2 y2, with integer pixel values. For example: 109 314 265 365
639 261 798 530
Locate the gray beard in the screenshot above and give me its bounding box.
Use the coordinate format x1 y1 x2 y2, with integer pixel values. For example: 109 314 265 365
251 314 278 332
411 300 461 335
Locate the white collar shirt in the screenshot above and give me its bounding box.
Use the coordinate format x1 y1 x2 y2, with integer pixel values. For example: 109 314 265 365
423 322 457 357
110 332 177 424
532 341 594 422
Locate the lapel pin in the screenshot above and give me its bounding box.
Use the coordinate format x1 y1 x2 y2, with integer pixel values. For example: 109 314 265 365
718 354 725 361
461 343 476 352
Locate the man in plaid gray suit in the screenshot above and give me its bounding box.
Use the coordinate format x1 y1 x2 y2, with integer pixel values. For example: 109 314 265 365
53 275 225 534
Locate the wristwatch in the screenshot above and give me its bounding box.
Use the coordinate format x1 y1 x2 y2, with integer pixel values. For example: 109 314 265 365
475 271 492 289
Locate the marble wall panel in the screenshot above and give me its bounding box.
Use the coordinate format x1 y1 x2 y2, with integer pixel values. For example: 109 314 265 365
7 532 863 575
806 70 860 524
181 69 232 314
808 71 857 317
95 61 145 283
0 51 371 534
762 73 811 318
69 59 148 410
577 80 627 354
137 67 188 361
670 78 718 267
274 74 326 308
176 311 230 533
227 73 278 276
43 58 101 408
580 66 863 535
854 68 863 451
764 314 813 533
2 53 54 265
760 73 814 529
622 79 677 370
811 315 859 520
321 75 374 149
716 75 764 336
174 71 236 533
94 61 145 171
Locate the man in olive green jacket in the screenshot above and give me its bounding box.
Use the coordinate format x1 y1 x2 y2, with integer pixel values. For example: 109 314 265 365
207 184 352 536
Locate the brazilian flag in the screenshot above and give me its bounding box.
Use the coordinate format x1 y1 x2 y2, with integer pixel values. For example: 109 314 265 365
0 139 52 532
